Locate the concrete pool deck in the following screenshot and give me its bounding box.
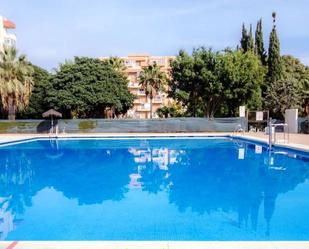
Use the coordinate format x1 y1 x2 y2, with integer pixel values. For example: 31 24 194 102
1 241 309 249
0 132 308 153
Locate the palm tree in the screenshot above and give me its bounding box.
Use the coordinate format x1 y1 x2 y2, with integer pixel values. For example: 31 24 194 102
0 47 33 120
106 56 126 73
138 62 167 119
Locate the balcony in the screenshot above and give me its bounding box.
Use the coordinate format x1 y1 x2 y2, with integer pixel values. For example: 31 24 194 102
137 107 150 112
126 67 141 74
149 58 165 66
128 82 140 89
3 34 16 48
125 60 141 69
137 103 150 112
137 90 146 96
153 96 163 103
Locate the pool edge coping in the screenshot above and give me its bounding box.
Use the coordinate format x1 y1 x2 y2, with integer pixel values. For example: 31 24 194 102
232 134 309 154
0 133 308 155
2 241 309 249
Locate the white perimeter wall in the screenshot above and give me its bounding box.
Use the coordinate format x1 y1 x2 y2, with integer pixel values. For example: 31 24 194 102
285 109 298 133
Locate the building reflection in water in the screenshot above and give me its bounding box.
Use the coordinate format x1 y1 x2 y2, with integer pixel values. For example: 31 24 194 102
131 140 309 237
0 150 33 240
0 139 308 240
0 197 15 240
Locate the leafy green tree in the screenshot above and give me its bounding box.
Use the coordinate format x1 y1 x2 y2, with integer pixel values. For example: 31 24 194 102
46 57 134 118
192 48 225 118
138 62 167 118
169 50 203 117
255 19 267 65
266 55 309 117
265 77 303 118
222 50 265 116
19 65 51 118
0 47 34 120
282 55 309 86
156 102 185 118
170 48 265 118
268 12 282 83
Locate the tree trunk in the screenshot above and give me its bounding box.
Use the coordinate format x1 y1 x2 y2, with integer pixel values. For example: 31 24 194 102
149 96 153 119
204 107 210 119
192 92 197 117
8 96 16 120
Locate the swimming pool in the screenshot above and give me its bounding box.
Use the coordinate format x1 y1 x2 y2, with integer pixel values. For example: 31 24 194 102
0 137 308 241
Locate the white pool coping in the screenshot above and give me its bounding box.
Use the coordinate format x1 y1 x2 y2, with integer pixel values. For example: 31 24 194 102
0 133 308 154
232 134 309 153
1 241 309 249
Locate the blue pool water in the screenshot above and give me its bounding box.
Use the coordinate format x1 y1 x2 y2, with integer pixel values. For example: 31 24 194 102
0 137 309 241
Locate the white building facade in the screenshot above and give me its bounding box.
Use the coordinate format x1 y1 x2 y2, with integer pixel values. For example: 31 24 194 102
0 15 16 52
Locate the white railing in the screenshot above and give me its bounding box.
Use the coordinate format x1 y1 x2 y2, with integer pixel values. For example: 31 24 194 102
268 119 289 150
137 106 150 111
128 82 140 88
137 90 145 95
153 96 163 103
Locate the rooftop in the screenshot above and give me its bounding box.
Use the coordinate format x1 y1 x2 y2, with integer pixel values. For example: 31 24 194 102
3 18 16 29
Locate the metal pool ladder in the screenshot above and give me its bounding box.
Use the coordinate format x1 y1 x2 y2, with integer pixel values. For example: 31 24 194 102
268 119 289 150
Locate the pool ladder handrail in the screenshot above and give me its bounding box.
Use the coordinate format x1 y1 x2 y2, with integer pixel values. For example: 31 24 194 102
268 119 289 150
233 124 245 135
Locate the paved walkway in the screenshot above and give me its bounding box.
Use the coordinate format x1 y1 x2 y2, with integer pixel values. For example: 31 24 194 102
245 132 309 146
234 132 309 153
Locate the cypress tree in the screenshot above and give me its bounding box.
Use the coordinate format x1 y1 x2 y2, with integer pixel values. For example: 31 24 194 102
248 24 255 51
240 24 248 52
268 12 282 82
240 23 254 53
255 19 267 65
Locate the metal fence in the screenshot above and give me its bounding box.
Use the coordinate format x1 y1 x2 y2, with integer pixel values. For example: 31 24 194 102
0 118 243 134
299 117 309 134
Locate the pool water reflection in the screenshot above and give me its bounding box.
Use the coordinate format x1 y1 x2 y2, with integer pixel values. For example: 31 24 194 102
0 138 308 240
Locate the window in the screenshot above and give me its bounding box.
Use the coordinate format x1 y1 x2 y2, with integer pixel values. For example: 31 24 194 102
4 38 16 47
150 58 165 65
125 60 136 67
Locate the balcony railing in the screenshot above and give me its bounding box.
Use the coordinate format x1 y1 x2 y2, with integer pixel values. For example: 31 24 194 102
137 90 146 96
149 58 165 66
125 60 142 68
128 82 140 88
153 96 163 103
137 104 150 111
3 34 16 47
137 107 150 112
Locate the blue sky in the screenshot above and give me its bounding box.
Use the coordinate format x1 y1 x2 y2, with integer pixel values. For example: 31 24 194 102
2 0 309 70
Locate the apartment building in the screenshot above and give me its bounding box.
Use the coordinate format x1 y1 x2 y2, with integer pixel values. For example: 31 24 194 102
102 54 175 119
0 15 16 52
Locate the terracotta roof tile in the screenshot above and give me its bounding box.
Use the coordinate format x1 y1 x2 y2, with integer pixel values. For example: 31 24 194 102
3 19 16 29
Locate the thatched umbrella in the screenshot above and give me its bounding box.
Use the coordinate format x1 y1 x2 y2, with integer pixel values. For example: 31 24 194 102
42 109 62 133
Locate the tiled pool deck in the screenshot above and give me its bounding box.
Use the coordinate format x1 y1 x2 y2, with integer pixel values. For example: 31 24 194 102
0 132 308 249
